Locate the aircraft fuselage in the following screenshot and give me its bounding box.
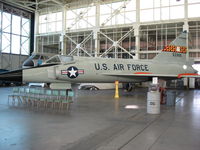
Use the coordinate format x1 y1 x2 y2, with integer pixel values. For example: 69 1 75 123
22 57 195 84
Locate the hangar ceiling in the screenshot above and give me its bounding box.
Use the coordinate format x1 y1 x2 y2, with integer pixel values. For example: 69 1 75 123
1 0 67 11
1 0 117 12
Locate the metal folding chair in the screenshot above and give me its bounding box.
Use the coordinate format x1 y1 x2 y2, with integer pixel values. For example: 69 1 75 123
8 87 20 105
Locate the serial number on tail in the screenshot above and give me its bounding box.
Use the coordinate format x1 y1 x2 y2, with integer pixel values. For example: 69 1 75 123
173 52 182 57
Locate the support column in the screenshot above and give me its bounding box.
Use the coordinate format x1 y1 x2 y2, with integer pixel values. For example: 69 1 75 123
61 6 67 55
136 0 140 23
34 11 39 53
184 0 188 21
184 0 189 61
135 0 140 60
134 25 140 60
93 29 100 57
183 21 189 61
60 34 66 55
94 1 100 57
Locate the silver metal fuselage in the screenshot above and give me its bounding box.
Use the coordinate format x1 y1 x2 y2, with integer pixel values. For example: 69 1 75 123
22 57 196 84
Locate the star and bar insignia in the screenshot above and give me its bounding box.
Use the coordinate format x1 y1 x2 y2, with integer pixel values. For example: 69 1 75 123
61 66 84 79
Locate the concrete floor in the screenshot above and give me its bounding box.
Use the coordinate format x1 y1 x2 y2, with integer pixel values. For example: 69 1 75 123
0 87 200 150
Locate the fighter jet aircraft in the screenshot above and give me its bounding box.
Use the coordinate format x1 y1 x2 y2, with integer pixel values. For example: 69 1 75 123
0 31 199 89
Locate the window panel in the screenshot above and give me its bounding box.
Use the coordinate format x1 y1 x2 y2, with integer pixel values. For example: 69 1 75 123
141 9 154 22
11 35 20 54
66 19 73 29
22 18 30 36
161 7 169 20
167 28 176 45
161 0 169 7
154 8 160 20
116 14 124 24
39 11 62 33
170 6 184 19
140 0 184 22
188 4 200 18
39 24 47 33
47 22 56 32
157 29 163 50
66 11 76 19
1 8 30 56
78 19 87 28
56 21 62 31
140 54 147 59
125 11 135 23
2 12 11 32
39 15 47 23
140 0 153 9
88 7 95 16
66 7 95 30
56 12 62 20
148 53 156 59
170 0 184 5
140 31 148 51
100 15 111 26
188 0 200 3
21 37 29 55
48 13 56 22
12 15 21 35
70 24 76 30
112 2 122 11
2 33 10 53
189 29 197 49
189 52 196 57
100 5 111 15
88 17 95 26
76 8 84 15
148 30 156 50
154 0 161 7
125 0 136 11
100 1 136 27
111 17 115 26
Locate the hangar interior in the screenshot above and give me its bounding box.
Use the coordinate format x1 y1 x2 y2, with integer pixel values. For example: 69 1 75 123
0 0 200 150
0 0 200 69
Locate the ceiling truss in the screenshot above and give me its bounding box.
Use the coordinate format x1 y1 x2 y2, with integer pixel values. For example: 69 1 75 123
1 0 64 12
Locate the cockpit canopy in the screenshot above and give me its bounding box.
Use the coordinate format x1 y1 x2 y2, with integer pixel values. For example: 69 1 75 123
22 53 50 68
31 54 49 60
44 55 74 64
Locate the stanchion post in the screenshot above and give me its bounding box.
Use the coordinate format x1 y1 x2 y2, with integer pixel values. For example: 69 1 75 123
114 81 119 99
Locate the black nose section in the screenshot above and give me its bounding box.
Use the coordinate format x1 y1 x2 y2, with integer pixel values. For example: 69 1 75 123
0 69 22 82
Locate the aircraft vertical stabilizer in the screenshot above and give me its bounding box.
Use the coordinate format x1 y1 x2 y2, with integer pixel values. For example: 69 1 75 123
153 31 188 64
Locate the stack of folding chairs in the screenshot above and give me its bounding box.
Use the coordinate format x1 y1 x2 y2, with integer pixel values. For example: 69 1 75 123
8 87 74 111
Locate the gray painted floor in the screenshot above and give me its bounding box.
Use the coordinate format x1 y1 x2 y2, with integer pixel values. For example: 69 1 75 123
0 87 200 150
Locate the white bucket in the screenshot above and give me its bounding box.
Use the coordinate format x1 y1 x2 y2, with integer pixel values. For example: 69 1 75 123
147 91 160 114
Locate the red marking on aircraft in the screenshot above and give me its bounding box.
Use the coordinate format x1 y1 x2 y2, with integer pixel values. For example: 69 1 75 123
134 72 152 75
178 73 199 78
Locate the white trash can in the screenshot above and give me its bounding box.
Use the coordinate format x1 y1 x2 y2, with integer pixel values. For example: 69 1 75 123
147 91 160 114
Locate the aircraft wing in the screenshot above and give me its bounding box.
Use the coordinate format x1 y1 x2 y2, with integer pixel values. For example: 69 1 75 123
0 63 58 82
102 72 200 79
0 69 23 82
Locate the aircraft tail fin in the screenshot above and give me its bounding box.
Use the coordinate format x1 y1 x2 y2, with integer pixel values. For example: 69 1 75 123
153 31 188 64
